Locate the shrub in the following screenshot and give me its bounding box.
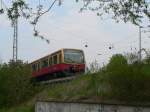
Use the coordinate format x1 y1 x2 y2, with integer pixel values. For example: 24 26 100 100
106 54 128 73
104 54 150 102
0 62 39 108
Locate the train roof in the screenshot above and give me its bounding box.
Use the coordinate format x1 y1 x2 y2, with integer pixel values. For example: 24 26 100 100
30 48 84 64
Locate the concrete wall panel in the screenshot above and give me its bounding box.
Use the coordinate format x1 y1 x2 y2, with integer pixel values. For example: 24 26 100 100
35 101 150 112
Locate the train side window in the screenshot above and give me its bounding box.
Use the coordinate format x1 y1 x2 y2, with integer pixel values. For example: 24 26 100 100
53 55 57 64
51 57 53 65
32 64 37 72
37 62 40 70
49 57 51 66
42 59 48 68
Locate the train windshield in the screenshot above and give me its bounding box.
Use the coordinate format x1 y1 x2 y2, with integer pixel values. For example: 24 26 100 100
64 49 84 63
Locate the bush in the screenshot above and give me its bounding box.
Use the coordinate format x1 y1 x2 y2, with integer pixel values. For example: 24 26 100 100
106 54 128 74
104 54 150 102
0 62 39 108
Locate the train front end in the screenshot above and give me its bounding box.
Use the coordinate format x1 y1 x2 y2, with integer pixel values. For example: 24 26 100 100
61 49 85 75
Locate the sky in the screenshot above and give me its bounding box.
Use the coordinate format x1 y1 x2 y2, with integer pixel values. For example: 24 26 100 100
0 0 149 66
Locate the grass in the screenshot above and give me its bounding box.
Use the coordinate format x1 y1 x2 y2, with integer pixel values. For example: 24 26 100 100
0 105 34 112
1 69 150 112
40 73 108 102
1 54 150 111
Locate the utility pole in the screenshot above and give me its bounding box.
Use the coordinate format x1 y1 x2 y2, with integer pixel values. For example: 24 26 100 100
0 0 18 62
139 26 142 62
12 0 18 62
13 17 18 62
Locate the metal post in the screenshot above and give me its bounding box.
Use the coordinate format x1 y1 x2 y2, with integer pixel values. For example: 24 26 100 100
12 0 18 62
139 26 142 62
13 17 18 62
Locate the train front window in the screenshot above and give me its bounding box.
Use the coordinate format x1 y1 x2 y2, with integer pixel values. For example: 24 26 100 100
64 49 84 63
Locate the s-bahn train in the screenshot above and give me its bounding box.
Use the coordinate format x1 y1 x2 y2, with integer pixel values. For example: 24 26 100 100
30 48 85 81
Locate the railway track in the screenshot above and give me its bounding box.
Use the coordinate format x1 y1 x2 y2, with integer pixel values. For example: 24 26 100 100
38 75 79 85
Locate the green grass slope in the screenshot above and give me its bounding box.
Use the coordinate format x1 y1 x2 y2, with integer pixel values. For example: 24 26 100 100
1 54 150 112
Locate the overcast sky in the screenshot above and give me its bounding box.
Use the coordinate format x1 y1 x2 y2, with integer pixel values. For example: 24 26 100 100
0 0 149 66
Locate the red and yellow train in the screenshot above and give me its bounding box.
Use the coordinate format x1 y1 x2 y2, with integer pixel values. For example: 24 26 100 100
30 48 85 81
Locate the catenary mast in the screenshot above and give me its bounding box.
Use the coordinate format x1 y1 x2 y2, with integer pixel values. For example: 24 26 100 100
12 0 18 62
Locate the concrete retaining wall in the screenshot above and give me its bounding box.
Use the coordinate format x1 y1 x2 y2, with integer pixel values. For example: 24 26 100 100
35 101 150 112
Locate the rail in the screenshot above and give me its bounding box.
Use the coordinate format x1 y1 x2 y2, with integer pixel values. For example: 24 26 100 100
38 75 79 85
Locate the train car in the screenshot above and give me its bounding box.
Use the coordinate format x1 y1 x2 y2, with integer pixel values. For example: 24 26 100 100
30 48 85 81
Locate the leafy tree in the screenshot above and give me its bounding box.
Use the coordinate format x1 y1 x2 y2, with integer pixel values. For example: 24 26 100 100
79 0 150 25
0 0 149 27
103 54 150 102
106 54 128 72
0 0 58 43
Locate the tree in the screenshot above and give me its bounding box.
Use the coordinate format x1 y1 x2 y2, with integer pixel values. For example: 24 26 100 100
79 0 150 25
0 0 149 37
0 0 62 43
107 54 128 71
1 0 149 26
